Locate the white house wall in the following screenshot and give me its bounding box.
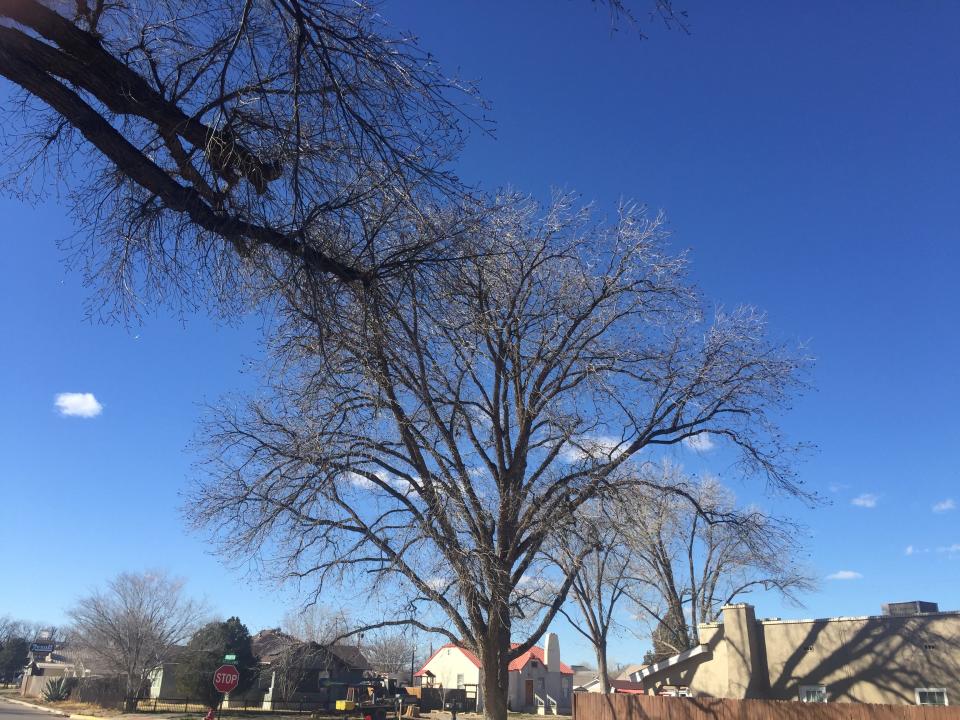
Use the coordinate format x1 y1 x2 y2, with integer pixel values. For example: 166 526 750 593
421 647 482 689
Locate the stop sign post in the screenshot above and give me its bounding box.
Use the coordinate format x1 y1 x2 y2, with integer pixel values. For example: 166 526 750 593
213 664 239 719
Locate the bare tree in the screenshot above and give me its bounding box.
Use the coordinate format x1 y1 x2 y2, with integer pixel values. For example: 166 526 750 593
547 501 638 694
365 631 417 676
67 570 207 706
187 192 807 720
625 468 816 660
281 605 351 646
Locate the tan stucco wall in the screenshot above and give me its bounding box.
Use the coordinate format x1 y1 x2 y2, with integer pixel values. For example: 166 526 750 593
644 605 960 706
758 611 960 704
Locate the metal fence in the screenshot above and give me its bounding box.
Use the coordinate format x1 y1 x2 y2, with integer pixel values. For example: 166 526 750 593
573 694 960 720
127 697 399 715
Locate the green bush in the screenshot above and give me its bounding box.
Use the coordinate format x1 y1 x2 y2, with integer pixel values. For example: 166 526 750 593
42 676 75 702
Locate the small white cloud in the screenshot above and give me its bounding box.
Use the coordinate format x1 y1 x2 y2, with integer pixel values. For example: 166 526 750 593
426 576 450 591
851 493 878 508
683 433 715 452
560 434 626 463
54 392 103 418
932 499 956 513
344 471 376 489
826 570 863 580
935 544 960 556
828 483 850 494
905 545 915 556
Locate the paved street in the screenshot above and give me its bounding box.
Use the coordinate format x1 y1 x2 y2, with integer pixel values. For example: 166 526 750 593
0 700 65 720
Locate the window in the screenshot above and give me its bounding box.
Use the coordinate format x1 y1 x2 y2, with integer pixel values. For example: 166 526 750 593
923 643 937 651
916 689 948 706
456 674 464 689
799 685 827 703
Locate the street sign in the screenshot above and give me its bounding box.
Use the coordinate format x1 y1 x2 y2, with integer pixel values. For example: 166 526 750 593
213 664 240 694
223 654 237 662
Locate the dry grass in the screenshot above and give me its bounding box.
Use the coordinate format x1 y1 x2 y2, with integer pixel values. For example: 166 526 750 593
23 699 125 717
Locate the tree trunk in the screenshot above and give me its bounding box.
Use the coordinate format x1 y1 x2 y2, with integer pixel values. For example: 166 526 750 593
595 638 610 694
479 612 511 720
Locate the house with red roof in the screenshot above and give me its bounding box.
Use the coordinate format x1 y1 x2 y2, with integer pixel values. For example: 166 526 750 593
414 632 574 714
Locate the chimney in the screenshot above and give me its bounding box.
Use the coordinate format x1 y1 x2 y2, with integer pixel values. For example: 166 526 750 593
721 604 766 699
544 632 560 673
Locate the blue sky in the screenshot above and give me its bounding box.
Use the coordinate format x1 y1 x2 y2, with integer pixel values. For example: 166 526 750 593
2 1 959 667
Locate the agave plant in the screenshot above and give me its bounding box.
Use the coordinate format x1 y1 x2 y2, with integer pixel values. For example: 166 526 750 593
42 676 73 702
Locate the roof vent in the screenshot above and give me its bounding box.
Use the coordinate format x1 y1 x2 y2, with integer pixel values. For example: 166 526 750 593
882 601 939 616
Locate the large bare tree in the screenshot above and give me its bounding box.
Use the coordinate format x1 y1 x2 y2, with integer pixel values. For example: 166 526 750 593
67 570 207 707
625 469 816 661
187 193 807 720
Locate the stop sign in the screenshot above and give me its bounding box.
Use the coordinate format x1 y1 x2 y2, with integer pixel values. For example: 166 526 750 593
213 664 240 694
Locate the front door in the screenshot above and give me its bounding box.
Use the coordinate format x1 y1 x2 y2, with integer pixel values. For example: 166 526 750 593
524 679 534 707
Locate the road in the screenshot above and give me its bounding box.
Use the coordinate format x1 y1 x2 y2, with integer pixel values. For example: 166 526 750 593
0 700 64 720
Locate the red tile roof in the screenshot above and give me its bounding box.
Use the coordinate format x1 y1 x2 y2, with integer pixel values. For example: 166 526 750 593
414 642 572 677
508 644 574 675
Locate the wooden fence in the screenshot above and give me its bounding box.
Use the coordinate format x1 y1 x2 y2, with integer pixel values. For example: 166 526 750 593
573 694 960 720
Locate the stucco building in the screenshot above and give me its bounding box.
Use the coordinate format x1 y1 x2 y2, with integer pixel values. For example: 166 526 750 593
414 632 574 714
631 602 959 706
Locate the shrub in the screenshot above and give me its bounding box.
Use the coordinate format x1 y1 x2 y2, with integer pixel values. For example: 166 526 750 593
42 676 75 701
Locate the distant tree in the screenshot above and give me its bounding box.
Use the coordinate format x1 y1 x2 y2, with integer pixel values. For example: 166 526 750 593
642 609 692 664
365 631 417 676
178 617 258 708
0 636 29 682
546 499 638 694
281 605 351 645
67 570 206 708
626 469 815 657
0 616 46 644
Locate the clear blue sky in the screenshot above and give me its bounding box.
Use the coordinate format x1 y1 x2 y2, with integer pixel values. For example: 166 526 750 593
2 1 959 667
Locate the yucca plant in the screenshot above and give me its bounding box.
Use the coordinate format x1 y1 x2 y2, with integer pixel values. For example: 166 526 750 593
42 676 72 702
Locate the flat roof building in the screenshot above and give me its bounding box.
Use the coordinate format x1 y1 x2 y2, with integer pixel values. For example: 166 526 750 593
631 603 959 706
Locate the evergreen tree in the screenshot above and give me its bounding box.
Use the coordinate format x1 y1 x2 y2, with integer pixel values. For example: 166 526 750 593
0 637 28 683
177 618 258 708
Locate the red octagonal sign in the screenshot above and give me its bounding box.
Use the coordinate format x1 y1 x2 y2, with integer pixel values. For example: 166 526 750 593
213 664 240 694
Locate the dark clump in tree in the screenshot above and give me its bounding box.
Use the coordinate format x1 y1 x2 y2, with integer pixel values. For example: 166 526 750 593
178 617 258 708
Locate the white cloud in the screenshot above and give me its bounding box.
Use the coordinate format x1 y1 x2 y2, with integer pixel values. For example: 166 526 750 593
932 498 956 513
826 570 863 581
54 392 103 418
905 545 915 556
560 434 627 463
851 493 878 508
935 544 960 556
344 471 376 489
426 576 451 591
683 432 715 452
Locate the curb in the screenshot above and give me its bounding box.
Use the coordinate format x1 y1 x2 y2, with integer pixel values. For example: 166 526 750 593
0 697 122 720
0 697 69 716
